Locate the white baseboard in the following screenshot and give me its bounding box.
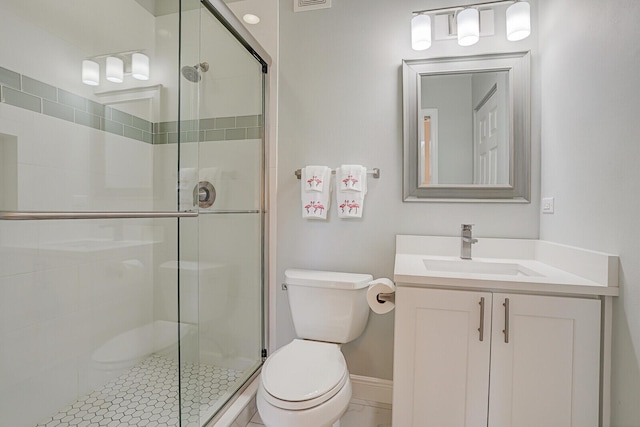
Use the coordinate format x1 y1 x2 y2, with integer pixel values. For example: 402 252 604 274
350 375 393 406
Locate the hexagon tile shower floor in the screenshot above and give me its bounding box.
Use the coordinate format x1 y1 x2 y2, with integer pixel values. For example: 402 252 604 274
35 355 243 427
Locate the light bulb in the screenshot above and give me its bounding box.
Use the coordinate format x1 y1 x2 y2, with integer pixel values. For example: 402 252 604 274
457 8 480 46
106 56 124 83
411 14 432 51
82 60 99 86
506 1 531 41
132 53 150 81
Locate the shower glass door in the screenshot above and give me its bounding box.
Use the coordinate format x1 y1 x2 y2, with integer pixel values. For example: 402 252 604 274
179 1 267 425
0 0 266 426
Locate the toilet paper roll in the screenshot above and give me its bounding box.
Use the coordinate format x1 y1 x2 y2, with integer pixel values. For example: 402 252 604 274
367 278 396 314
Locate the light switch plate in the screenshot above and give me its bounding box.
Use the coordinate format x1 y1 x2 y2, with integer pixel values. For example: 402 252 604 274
542 197 555 214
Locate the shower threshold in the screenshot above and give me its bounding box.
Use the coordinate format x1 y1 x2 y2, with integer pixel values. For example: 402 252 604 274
35 355 244 427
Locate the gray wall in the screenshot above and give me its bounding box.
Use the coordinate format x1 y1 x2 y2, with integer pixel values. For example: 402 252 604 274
421 74 473 184
539 0 640 424
277 0 539 379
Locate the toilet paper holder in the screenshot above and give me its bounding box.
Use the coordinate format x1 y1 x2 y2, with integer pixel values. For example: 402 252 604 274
377 292 395 304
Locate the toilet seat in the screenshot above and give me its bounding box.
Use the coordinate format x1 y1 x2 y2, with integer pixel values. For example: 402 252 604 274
261 339 348 410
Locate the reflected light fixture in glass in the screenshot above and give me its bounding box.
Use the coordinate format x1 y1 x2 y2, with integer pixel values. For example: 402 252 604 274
132 53 150 80
106 56 124 83
506 1 531 41
82 60 99 86
411 14 432 51
457 8 480 46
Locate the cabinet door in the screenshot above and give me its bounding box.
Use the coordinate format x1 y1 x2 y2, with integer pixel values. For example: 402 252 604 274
393 287 492 427
488 293 601 427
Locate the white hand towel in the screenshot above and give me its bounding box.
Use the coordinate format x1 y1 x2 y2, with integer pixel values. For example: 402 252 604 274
302 166 331 193
338 165 366 192
302 192 331 220
336 165 367 218
337 194 365 218
178 168 197 211
301 165 331 220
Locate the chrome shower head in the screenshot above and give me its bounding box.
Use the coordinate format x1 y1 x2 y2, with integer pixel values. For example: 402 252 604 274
181 62 209 82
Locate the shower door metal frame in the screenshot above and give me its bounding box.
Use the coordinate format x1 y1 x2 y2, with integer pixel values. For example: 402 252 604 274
196 1 272 424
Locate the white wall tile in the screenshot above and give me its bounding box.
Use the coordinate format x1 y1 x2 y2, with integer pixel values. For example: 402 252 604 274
0 273 38 334
35 266 79 322
0 325 38 388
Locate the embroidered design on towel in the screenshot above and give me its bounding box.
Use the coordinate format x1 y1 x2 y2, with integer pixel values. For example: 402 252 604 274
341 175 359 189
306 175 323 189
303 166 330 193
339 199 360 215
338 166 364 192
304 201 326 214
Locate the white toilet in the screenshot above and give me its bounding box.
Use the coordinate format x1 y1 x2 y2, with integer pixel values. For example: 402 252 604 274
257 269 373 427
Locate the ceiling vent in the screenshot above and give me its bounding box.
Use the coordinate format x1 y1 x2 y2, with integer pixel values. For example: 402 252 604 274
294 0 331 13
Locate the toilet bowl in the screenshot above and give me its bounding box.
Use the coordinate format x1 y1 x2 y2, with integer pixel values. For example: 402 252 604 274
257 339 352 427
257 269 373 427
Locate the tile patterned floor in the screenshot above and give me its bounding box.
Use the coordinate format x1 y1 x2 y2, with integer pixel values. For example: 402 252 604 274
35 355 244 427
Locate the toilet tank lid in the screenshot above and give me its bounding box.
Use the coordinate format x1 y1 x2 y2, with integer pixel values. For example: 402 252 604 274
284 269 373 290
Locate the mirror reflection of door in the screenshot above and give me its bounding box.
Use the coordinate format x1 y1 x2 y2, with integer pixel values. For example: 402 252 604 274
474 85 499 184
471 73 510 185
419 108 438 185
423 117 431 184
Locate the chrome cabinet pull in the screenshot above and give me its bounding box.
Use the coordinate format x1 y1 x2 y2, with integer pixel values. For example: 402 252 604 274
503 298 510 343
478 297 485 342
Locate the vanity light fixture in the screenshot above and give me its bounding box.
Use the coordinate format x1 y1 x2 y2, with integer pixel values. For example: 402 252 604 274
131 53 150 80
411 14 432 51
81 51 151 86
457 8 480 46
81 60 100 86
106 56 124 83
506 1 531 41
411 0 530 50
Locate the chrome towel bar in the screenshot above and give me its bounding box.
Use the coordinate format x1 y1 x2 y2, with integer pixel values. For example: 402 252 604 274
295 168 380 179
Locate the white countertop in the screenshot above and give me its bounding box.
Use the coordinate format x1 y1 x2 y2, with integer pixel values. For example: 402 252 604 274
394 236 619 297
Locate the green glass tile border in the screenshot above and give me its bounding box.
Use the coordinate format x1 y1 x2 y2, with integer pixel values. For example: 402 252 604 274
155 115 263 144
0 67 263 145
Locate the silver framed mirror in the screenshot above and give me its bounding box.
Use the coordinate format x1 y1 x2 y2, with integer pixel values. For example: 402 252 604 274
403 51 531 202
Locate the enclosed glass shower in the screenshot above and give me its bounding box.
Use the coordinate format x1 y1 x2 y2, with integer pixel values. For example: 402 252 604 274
0 1 268 426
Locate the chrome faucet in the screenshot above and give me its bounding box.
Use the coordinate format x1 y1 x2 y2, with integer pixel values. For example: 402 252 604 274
460 224 478 260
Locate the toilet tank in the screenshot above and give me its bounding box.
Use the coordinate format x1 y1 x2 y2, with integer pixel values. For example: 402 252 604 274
284 269 372 343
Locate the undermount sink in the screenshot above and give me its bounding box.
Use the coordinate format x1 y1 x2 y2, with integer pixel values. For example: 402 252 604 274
394 236 619 296
423 258 544 277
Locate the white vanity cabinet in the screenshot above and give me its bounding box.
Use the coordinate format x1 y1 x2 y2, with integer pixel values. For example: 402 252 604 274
392 286 602 427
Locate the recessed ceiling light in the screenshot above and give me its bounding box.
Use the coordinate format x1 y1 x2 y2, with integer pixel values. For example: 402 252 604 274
243 14 260 25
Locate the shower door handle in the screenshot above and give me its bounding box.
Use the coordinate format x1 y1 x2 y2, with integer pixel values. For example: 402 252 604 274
0 211 198 220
